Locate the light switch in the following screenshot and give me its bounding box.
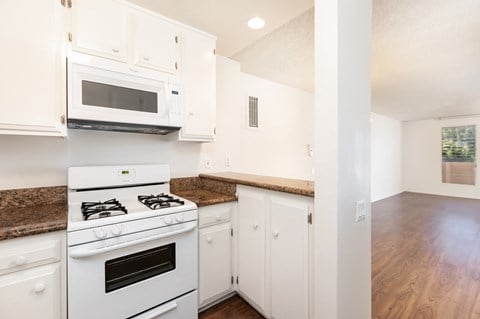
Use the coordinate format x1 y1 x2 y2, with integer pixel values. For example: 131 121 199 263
356 199 366 222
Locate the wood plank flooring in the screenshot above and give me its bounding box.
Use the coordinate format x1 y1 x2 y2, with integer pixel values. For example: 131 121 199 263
200 192 480 319
372 192 480 319
199 295 264 319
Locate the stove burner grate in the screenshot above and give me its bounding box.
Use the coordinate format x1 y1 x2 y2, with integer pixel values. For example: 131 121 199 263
81 198 128 220
138 193 185 210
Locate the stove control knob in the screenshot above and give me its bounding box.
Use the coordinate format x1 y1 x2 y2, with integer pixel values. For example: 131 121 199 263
111 225 123 236
176 214 184 222
164 216 172 225
94 228 107 239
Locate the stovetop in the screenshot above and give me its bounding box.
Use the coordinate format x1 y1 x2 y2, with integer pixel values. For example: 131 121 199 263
68 184 196 232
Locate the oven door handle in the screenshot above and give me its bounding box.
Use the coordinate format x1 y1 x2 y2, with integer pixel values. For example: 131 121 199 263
69 223 196 259
133 301 178 318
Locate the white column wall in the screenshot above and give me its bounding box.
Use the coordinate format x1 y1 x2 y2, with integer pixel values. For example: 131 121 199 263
314 0 372 318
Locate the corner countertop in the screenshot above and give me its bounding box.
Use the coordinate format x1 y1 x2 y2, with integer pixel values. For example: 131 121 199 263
0 186 68 241
199 172 314 197
175 189 237 207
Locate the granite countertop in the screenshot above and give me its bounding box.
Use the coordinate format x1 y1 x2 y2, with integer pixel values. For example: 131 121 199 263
171 177 237 207
174 189 237 207
0 203 67 241
0 186 68 241
199 172 314 197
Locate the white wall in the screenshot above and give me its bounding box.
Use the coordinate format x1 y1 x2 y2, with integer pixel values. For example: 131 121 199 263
404 116 480 199
314 0 372 318
371 112 403 201
0 56 314 190
237 73 314 180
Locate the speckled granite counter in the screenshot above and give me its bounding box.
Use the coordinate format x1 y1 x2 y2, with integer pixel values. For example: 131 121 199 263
199 172 314 197
171 177 237 207
0 186 67 241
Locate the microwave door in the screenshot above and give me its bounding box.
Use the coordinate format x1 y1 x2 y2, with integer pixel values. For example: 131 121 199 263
69 64 170 126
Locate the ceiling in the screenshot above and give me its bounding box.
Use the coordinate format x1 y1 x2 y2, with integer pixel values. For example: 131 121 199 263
233 9 314 92
129 0 480 122
127 0 314 56
372 0 480 121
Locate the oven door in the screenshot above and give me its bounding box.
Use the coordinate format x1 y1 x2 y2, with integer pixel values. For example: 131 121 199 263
67 221 197 319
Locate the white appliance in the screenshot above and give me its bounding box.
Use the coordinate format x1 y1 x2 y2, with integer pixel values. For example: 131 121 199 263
67 51 183 135
67 164 198 319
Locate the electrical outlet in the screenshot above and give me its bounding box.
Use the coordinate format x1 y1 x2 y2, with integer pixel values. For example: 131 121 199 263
356 199 366 222
204 159 212 169
306 144 313 157
225 156 231 167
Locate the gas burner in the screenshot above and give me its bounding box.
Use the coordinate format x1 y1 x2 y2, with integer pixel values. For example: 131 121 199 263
81 199 128 220
138 193 185 210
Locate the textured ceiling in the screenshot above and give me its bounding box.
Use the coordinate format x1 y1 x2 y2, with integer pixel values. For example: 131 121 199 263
372 0 480 121
127 0 314 56
128 0 480 121
232 9 314 92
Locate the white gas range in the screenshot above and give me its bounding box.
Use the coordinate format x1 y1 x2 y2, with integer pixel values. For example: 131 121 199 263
66 164 198 319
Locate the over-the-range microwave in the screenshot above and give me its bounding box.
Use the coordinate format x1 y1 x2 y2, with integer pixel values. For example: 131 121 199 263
67 51 182 135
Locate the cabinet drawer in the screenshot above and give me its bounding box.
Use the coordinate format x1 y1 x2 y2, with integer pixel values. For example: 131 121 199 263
198 203 233 228
0 234 62 275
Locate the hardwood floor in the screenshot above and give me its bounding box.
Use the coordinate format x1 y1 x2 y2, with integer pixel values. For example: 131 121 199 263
372 192 480 319
200 192 480 319
199 295 264 319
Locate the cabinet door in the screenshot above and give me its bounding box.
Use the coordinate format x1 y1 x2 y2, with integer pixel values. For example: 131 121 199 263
270 195 309 319
0 263 61 319
237 190 266 312
71 0 127 61
0 0 66 136
179 31 216 141
199 222 232 306
132 10 179 73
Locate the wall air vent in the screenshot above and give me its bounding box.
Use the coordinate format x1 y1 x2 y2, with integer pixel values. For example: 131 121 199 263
248 96 259 128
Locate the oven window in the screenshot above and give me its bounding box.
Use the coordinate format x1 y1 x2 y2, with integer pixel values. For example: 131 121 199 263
105 243 175 293
82 80 158 113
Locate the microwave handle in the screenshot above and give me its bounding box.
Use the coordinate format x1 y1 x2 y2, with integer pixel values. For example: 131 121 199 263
133 301 178 319
69 223 196 259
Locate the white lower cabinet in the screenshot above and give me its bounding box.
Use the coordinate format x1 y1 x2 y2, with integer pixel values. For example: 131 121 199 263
270 194 310 319
236 186 313 319
199 223 232 306
0 263 61 319
198 203 234 308
237 189 267 313
0 231 66 319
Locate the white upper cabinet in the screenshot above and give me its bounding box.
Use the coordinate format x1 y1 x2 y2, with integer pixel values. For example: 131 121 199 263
131 10 179 74
179 30 216 142
0 0 67 136
71 0 128 61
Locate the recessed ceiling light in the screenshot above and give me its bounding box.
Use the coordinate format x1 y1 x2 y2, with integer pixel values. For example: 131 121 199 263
248 17 265 30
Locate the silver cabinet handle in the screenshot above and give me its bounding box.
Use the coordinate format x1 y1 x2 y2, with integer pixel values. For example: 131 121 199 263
112 48 119 53
206 236 213 244
253 224 259 230
273 231 279 238
143 57 150 61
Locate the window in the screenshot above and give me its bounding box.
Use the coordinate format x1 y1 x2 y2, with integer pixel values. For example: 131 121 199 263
442 125 476 185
